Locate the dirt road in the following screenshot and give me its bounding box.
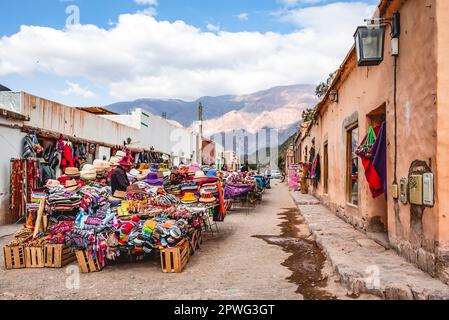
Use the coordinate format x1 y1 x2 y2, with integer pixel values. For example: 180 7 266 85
0 182 377 300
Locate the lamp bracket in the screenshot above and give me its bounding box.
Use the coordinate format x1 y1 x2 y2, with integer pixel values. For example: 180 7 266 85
364 11 400 38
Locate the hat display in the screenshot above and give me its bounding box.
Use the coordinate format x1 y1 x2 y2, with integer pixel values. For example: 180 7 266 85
65 167 80 178
180 192 198 204
199 192 217 204
143 172 164 186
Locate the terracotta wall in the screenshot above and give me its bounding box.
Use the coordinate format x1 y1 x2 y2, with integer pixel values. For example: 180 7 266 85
301 0 447 278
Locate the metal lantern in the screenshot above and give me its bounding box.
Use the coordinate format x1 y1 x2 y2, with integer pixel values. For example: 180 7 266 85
354 26 386 66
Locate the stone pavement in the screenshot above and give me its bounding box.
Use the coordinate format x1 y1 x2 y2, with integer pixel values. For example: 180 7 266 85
290 191 449 300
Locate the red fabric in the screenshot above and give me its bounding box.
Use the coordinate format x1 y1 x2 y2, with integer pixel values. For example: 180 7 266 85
358 126 383 198
60 144 74 172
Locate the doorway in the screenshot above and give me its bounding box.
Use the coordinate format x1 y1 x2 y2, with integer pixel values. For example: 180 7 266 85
366 105 388 237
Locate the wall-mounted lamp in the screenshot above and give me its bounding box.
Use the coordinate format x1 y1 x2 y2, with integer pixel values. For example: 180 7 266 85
329 90 338 103
354 12 400 66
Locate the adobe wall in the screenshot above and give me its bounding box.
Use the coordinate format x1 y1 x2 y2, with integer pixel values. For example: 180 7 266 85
303 0 444 279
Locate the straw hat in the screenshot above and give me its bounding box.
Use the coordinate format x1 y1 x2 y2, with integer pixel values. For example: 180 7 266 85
80 164 97 180
193 170 207 180
128 169 140 179
180 192 198 204
109 156 121 166
115 150 126 158
46 179 60 188
93 160 111 173
65 167 80 177
138 163 149 171
137 169 150 181
199 192 216 204
64 179 80 192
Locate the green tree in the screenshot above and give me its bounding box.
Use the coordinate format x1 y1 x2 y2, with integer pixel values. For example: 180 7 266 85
315 70 337 98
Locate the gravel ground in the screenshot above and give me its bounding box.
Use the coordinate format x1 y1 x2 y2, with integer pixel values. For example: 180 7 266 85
0 182 377 300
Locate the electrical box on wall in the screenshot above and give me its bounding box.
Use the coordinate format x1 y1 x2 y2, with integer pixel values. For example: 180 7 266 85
400 177 408 204
409 175 423 206
391 183 398 199
423 172 434 207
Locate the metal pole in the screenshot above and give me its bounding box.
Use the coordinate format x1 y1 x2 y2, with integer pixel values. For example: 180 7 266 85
198 102 203 165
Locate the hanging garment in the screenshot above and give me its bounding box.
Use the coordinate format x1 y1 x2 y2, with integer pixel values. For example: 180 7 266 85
371 122 387 197
312 154 321 188
357 123 386 198
60 143 75 173
308 146 315 164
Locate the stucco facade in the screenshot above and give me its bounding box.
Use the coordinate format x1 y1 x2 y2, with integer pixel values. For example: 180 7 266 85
299 0 449 283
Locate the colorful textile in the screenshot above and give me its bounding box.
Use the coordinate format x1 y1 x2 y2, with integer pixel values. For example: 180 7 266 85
357 123 386 198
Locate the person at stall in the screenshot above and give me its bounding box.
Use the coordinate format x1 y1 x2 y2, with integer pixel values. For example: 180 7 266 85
111 156 132 194
240 161 249 173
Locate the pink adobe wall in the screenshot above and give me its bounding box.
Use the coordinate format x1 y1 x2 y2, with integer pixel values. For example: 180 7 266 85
303 0 441 256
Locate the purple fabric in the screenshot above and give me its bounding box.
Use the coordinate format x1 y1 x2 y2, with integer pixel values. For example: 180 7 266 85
224 184 253 198
370 122 387 196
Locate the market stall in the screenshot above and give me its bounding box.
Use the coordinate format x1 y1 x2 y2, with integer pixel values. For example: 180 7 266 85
4 160 232 274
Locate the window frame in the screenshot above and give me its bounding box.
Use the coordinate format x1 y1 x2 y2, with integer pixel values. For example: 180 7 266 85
346 124 359 206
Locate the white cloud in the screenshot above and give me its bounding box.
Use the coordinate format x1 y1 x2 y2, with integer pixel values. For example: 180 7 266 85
60 81 96 98
206 23 221 33
0 2 375 101
135 0 158 5
236 13 249 21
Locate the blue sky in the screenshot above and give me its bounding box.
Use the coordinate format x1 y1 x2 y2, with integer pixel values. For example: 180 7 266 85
0 0 378 106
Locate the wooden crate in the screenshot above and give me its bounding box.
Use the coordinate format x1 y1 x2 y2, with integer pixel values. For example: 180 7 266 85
160 239 189 273
25 246 45 268
3 245 26 270
75 250 103 273
189 229 202 255
44 244 76 268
